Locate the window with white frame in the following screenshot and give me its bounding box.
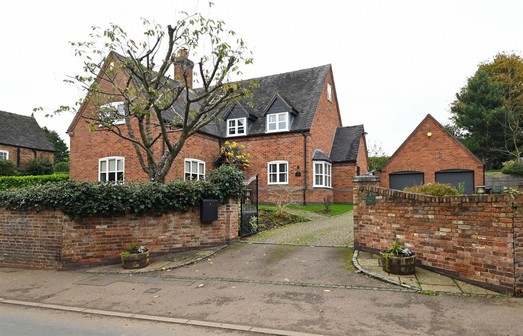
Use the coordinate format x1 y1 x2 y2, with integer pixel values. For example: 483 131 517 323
184 159 205 180
268 161 288 184
0 150 8 160
99 157 125 183
327 83 332 102
314 161 332 188
100 101 125 125
267 112 289 132
227 118 247 137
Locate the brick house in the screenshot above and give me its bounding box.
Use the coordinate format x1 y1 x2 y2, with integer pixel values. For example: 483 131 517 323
0 110 55 168
67 52 368 203
380 114 484 194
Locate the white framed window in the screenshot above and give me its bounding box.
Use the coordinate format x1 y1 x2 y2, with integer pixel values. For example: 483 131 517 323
268 160 288 184
327 83 332 102
314 161 332 188
227 118 247 137
267 112 289 132
99 157 125 183
0 150 8 160
100 101 125 125
184 159 205 180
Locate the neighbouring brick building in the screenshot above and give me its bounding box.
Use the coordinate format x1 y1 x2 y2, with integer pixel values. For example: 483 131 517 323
0 110 55 168
380 114 484 194
68 52 368 203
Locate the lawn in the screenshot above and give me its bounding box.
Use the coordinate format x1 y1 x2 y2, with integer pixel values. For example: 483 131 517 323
259 203 353 217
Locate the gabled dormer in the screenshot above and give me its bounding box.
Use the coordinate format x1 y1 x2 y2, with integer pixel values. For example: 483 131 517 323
263 94 298 134
224 103 256 137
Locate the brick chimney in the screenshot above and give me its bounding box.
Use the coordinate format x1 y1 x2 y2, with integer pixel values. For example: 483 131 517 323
172 49 194 89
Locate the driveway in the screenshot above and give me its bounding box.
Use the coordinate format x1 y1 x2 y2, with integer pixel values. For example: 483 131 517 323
247 211 353 247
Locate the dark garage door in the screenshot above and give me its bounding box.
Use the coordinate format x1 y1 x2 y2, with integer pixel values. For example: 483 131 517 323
435 169 474 194
389 172 424 190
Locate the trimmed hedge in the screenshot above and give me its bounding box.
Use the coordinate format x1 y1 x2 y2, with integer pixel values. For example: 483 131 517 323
0 165 244 219
0 173 70 190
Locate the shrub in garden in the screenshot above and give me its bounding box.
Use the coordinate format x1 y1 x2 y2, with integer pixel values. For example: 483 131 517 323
54 161 70 173
501 160 523 176
22 157 53 175
404 183 460 196
0 160 18 176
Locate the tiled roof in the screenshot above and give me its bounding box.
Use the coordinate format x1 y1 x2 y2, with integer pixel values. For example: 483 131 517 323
162 62 331 137
0 110 55 151
330 125 365 163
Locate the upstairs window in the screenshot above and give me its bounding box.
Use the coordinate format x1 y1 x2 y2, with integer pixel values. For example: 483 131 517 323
314 161 332 188
100 101 125 125
267 112 289 132
268 160 288 184
185 159 205 180
227 118 247 137
0 150 8 160
99 157 124 183
327 83 333 102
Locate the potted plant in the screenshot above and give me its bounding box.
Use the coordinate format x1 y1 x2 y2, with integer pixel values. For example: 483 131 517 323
380 240 416 275
120 243 149 269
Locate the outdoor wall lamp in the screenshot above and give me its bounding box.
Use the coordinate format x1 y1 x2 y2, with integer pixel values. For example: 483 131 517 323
295 166 302 177
427 131 432 137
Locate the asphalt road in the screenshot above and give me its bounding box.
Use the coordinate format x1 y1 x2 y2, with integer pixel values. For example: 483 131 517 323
0 304 259 336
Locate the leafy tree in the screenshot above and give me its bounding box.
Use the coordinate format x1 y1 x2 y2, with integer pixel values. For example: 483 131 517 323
367 142 389 172
61 7 254 183
450 53 523 169
42 127 69 163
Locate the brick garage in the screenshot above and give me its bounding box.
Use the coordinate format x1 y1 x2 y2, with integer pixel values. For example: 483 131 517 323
0 200 238 270
380 114 484 194
353 181 523 295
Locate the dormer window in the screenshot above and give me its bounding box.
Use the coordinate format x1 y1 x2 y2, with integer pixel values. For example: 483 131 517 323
227 117 247 137
100 101 125 125
267 112 289 133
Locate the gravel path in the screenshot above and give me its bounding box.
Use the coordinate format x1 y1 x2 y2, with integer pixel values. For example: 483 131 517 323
247 211 354 247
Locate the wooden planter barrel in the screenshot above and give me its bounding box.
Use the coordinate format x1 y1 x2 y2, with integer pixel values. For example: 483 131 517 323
121 250 150 269
380 252 416 275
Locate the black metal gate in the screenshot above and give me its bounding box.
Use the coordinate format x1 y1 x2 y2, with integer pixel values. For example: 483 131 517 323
239 175 259 237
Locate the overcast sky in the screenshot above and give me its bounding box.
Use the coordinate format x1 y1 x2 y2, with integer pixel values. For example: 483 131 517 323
1 0 521 155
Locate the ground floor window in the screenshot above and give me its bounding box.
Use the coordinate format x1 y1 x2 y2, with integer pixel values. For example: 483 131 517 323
268 160 288 184
314 161 332 188
99 157 124 183
0 150 8 160
185 159 205 180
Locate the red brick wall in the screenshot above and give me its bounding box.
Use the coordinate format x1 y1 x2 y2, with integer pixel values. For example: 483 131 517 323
0 144 54 168
332 163 357 203
0 200 238 270
309 69 342 159
353 184 523 294
380 115 484 189
0 209 63 269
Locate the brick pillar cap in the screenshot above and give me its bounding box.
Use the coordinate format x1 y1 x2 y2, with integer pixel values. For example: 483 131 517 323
352 175 380 183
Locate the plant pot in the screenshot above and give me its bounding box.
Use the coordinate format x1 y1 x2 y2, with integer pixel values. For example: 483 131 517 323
121 250 150 269
380 252 416 275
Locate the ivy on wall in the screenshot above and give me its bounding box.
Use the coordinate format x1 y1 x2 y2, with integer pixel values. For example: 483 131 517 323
0 165 244 219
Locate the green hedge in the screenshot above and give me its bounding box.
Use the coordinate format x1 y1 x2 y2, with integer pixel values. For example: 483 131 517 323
404 183 460 196
0 165 244 219
0 173 70 190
